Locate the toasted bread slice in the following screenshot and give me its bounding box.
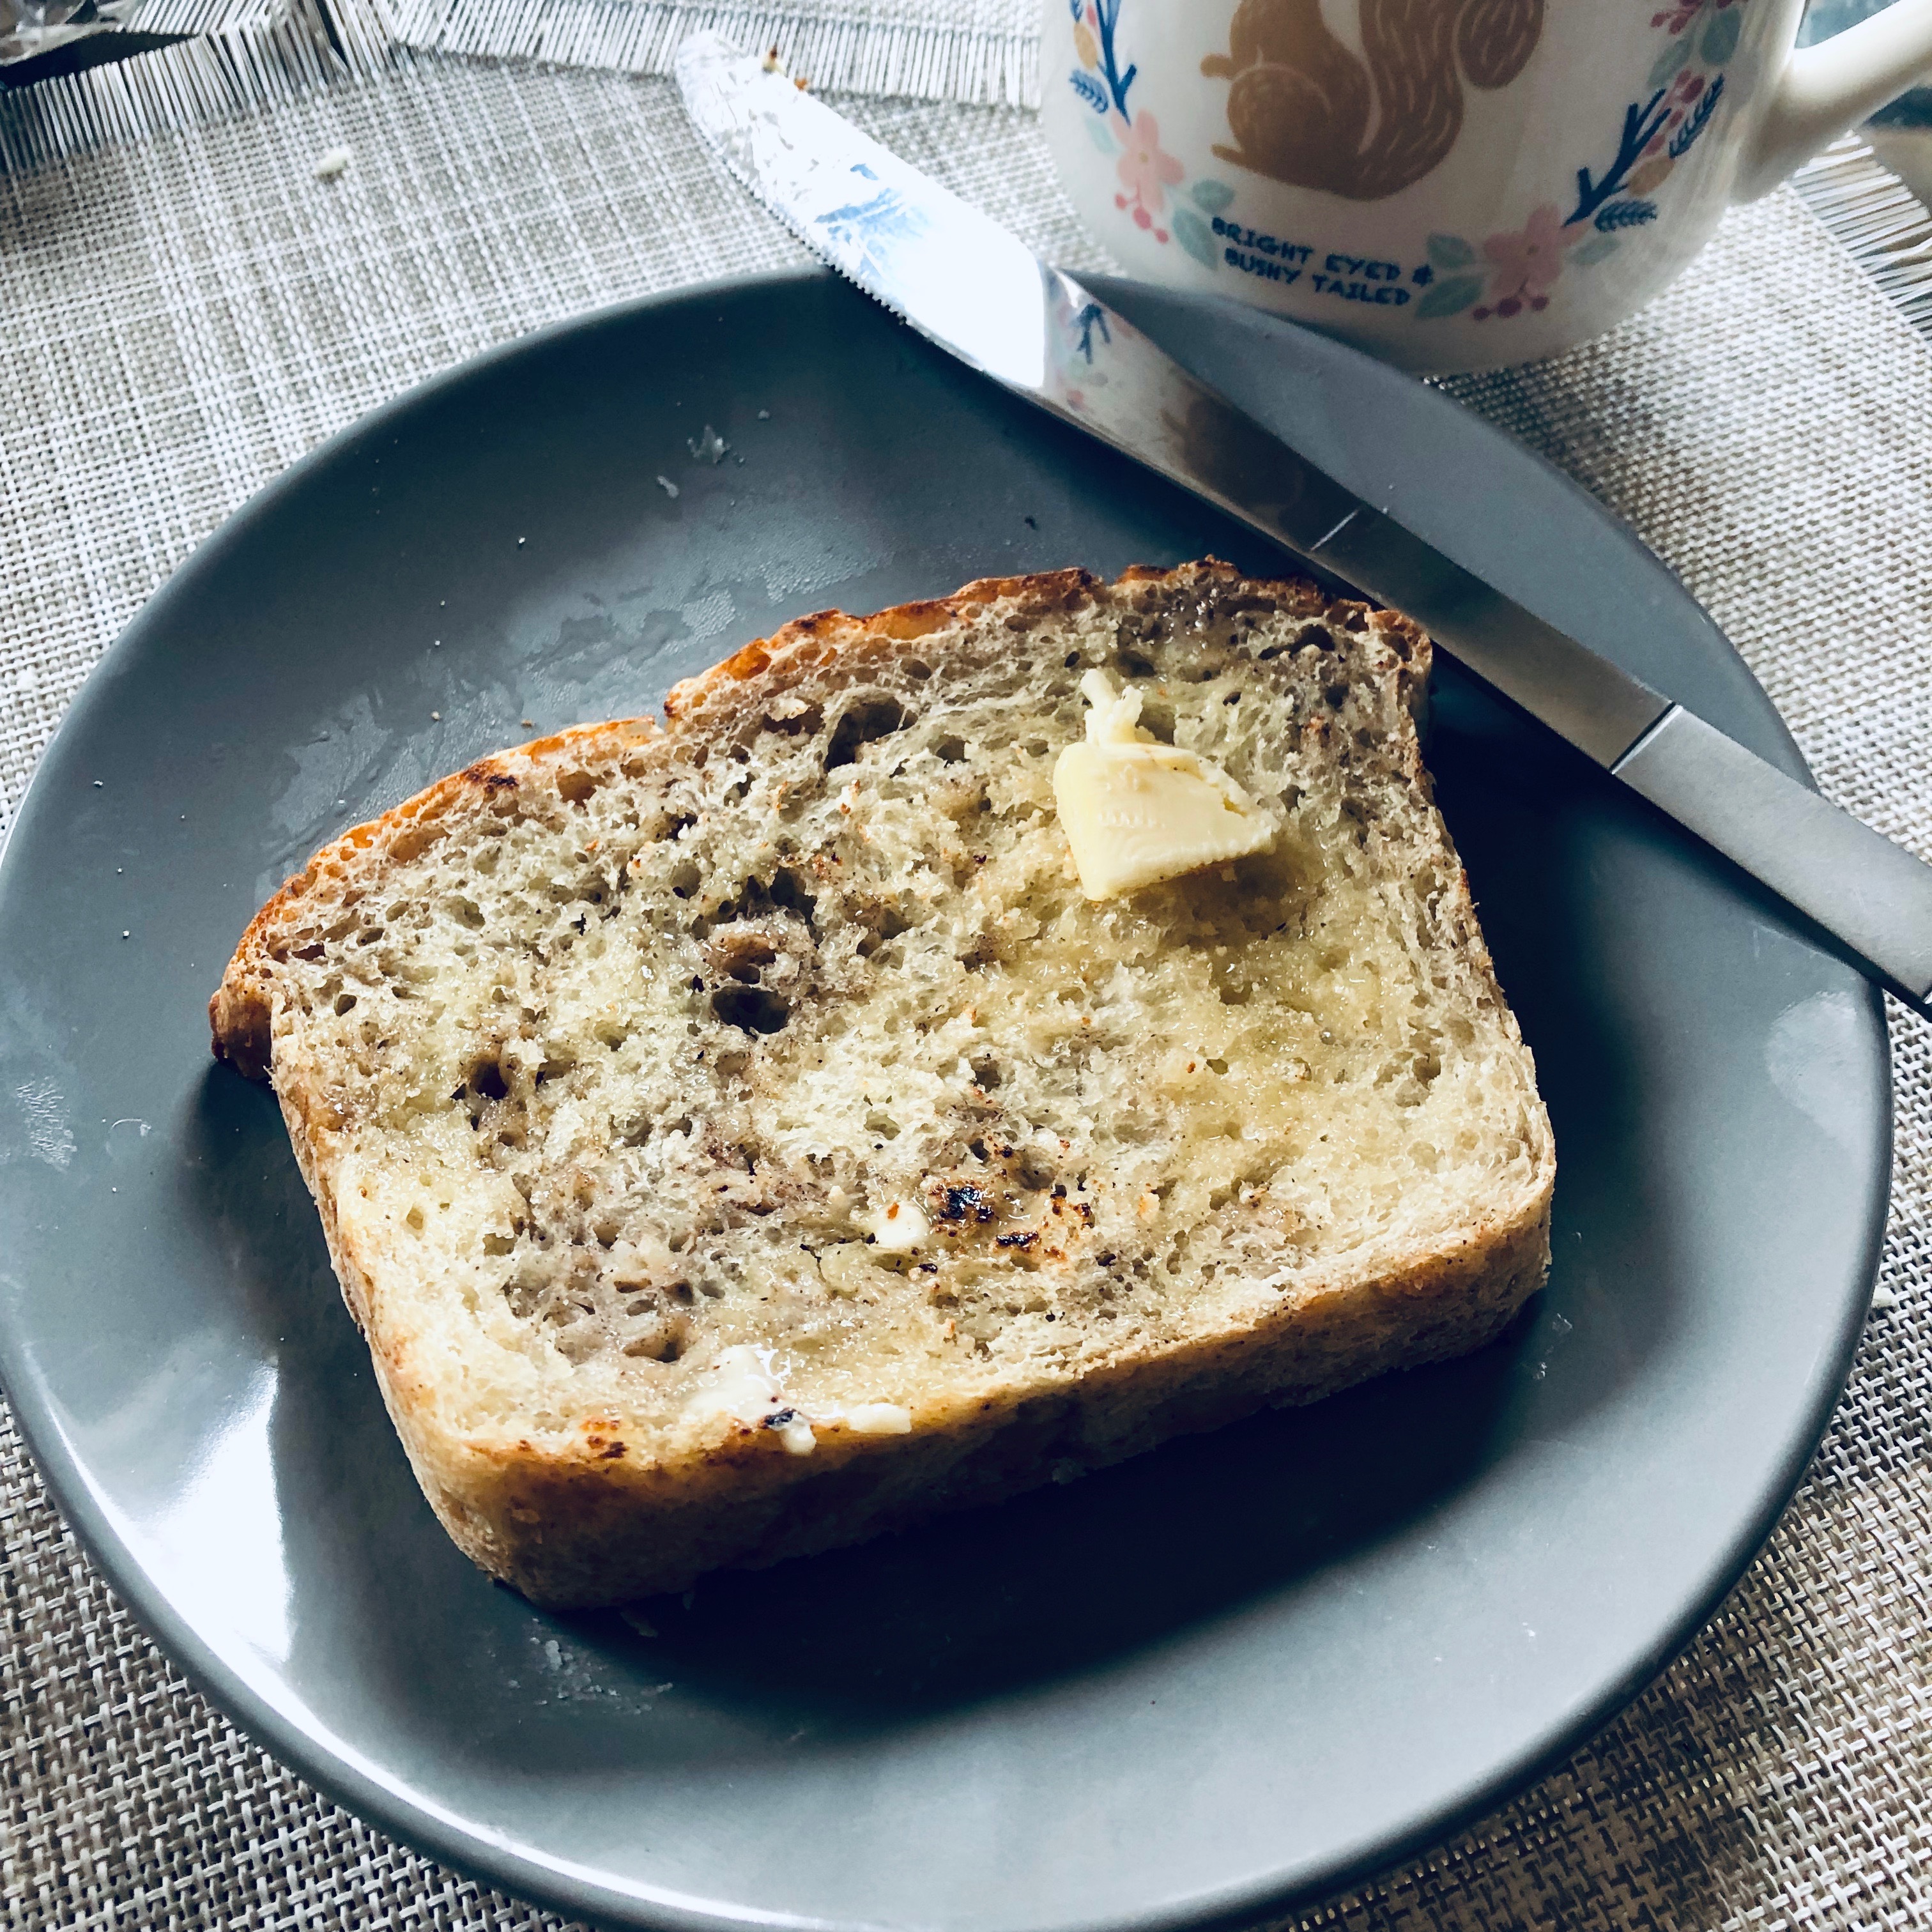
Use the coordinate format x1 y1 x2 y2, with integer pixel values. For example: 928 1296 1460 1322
211 562 1553 1606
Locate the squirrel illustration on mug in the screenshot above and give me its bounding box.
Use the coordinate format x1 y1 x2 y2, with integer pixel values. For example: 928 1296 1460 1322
1201 0 1545 201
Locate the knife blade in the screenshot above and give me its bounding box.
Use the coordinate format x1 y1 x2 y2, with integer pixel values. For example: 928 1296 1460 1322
675 31 1932 1014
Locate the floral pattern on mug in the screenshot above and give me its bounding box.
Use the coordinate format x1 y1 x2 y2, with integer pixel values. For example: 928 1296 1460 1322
1112 111 1184 238
1067 0 1135 120
1066 0 1750 323
1417 0 1747 320
1469 204 1577 318
1068 1 1237 266
1652 0 1740 33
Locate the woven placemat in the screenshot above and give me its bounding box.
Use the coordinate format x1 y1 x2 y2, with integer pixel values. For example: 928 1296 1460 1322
0 0 1036 170
371 0 1036 103
3 37 1932 1932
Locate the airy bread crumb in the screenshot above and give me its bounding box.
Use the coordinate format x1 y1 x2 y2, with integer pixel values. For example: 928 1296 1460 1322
211 561 1554 1606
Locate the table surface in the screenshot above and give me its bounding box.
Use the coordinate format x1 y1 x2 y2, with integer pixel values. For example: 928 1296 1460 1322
3 6 1932 1929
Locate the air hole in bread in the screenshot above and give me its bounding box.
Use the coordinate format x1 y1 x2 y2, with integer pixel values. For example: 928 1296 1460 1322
711 986 790 1034
764 700 824 736
464 1055 509 1103
825 696 907 770
767 868 818 928
1136 701 1176 744
706 927 779 982
856 905 912 959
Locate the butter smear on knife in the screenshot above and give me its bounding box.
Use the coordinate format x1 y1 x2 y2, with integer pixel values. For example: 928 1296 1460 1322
1052 670 1276 899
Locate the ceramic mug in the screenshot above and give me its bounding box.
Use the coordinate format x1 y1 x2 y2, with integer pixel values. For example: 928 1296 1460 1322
1039 0 1932 371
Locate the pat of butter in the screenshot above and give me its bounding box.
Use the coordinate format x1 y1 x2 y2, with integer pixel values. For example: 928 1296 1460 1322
842 1402 913 1435
686 1344 817 1455
861 1198 930 1250
684 1346 912 1452
1052 670 1275 899
689 1343 785 1425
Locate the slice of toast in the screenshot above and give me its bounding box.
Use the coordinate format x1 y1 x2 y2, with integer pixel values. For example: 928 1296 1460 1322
211 561 1554 1607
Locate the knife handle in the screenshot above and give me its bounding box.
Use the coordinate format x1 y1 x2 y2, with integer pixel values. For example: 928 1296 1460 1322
1614 707 1932 1009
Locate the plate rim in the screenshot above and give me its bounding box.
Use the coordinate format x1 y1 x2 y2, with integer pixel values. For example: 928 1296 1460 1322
0 264 1894 1932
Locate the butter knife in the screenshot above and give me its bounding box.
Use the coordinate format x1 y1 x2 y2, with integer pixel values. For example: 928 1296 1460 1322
675 31 1932 1015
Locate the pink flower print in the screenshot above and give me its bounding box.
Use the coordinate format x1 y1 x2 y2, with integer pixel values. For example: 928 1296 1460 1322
1651 0 1703 33
1112 111 1184 240
1482 204 1571 296
1473 204 1576 319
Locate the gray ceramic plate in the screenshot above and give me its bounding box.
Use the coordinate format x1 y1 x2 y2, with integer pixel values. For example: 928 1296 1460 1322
0 269 1889 1932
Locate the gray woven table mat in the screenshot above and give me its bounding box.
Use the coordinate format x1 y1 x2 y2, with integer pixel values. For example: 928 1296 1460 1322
4 33 1932 1932
371 0 1036 104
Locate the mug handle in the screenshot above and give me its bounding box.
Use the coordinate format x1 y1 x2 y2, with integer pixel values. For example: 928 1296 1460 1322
1736 0 1932 197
